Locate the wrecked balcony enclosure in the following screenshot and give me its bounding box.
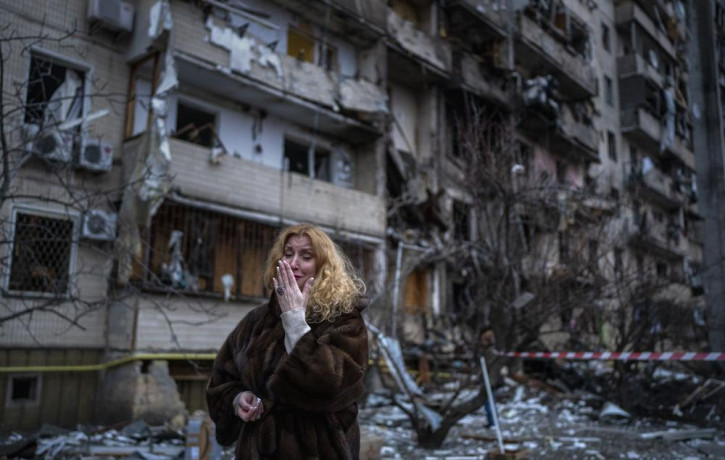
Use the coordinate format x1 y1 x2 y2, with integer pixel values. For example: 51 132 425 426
386 9 452 80
120 137 386 238
136 1 388 140
617 54 667 89
627 214 687 261
628 164 685 211
515 13 596 99
621 107 695 169
456 51 514 107
521 101 598 163
445 0 509 40
615 1 678 61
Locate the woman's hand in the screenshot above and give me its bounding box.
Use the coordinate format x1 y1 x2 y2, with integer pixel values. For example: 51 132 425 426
233 391 264 421
273 259 313 313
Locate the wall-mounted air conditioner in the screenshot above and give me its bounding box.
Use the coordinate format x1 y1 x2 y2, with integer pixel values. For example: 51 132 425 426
330 148 354 188
81 209 117 241
23 124 74 164
76 137 113 172
88 0 135 33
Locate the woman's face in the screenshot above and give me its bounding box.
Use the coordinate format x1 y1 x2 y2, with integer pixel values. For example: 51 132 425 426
283 234 318 290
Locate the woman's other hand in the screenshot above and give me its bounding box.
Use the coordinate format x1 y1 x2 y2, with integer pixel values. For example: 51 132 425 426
233 391 264 421
273 259 313 313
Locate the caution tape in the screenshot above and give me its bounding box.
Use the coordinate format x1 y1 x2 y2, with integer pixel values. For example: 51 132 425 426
496 351 725 361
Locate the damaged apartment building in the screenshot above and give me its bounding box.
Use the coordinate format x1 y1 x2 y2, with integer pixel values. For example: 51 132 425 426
0 0 709 430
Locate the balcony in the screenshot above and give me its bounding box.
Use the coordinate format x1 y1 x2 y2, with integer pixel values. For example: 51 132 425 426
386 9 452 83
520 103 599 163
445 0 508 39
515 13 597 99
454 51 514 107
628 219 685 260
273 0 387 43
620 108 695 169
615 1 677 61
628 167 683 210
618 54 664 88
126 138 387 237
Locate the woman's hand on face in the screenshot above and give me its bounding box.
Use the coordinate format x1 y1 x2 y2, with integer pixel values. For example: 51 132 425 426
272 259 314 313
233 391 264 421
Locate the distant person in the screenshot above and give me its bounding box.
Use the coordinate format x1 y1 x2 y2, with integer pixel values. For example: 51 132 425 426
206 224 369 459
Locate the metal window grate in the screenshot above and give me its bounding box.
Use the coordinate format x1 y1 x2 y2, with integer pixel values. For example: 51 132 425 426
8 213 75 295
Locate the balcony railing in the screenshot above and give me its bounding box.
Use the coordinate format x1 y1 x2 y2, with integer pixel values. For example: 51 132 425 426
629 167 683 210
141 139 387 237
515 13 597 99
556 104 598 161
445 0 508 38
615 1 677 60
621 108 695 169
456 52 513 107
618 54 664 88
387 9 452 76
628 219 685 259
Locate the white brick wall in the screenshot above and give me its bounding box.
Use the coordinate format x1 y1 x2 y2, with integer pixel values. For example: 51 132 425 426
135 297 257 351
169 139 386 236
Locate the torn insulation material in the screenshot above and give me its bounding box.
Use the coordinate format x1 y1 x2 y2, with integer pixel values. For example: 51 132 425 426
117 0 177 285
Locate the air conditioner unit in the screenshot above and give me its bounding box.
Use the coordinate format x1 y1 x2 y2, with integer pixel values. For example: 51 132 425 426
81 209 117 241
76 137 113 172
88 0 135 33
329 148 354 188
23 125 74 164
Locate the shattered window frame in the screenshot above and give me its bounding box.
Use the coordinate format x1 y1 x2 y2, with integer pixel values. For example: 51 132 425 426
24 50 89 133
5 373 42 407
5 207 79 298
173 99 218 148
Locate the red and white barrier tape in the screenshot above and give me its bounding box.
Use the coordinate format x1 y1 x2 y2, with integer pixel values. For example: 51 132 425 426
496 351 725 361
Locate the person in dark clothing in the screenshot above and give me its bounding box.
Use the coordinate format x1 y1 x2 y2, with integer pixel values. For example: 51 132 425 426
206 224 369 459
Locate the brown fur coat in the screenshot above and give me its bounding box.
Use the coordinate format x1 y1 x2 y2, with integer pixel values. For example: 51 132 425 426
206 294 368 459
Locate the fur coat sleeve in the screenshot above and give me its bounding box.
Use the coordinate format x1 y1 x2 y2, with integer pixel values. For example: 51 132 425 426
267 307 368 412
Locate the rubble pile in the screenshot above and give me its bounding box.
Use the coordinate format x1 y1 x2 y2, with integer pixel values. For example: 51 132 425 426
359 376 725 459
0 415 231 460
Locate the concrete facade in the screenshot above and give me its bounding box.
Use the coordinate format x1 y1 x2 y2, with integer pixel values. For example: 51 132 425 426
0 0 713 429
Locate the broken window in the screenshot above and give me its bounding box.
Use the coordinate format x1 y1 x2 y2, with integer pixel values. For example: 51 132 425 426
283 138 346 185
607 131 617 161
287 22 315 62
556 160 567 185
453 201 471 241
8 211 76 296
390 0 419 26
126 53 159 138
558 231 570 264
140 203 276 299
604 75 614 107
656 261 669 278
6 374 41 406
25 54 85 131
404 268 428 314
602 23 611 52
614 247 623 279
174 102 217 148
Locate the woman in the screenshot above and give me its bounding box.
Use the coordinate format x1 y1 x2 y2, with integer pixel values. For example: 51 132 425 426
206 224 369 459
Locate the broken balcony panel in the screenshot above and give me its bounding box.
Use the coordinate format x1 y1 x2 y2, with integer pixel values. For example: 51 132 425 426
156 138 386 238
515 13 597 99
520 103 598 163
628 165 684 211
621 108 695 169
618 54 664 89
456 51 514 107
272 0 387 44
627 216 686 261
615 1 677 61
166 2 386 141
387 9 452 81
445 0 509 40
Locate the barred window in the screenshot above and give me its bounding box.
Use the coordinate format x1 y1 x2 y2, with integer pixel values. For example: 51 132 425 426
8 212 76 295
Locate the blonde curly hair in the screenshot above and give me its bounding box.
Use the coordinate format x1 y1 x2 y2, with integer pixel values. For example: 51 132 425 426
263 224 365 322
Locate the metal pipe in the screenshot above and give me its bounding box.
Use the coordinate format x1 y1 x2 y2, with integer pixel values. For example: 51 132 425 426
392 243 403 339
480 356 505 454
